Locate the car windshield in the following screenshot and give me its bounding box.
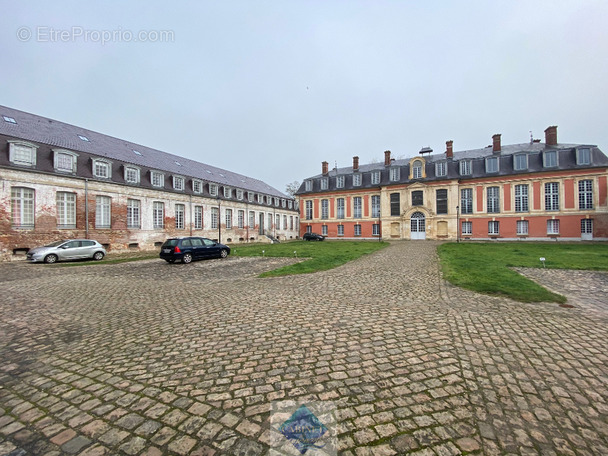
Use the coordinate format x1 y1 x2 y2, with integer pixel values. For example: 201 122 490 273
45 241 66 247
163 239 179 247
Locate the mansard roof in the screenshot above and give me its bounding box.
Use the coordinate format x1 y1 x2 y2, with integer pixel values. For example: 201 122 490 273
297 139 608 195
0 105 289 199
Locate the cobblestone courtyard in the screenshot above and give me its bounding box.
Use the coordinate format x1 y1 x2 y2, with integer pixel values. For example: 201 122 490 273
1 241 607 455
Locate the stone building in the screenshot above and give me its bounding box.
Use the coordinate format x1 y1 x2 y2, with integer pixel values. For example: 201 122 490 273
297 126 608 241
0 105 299 260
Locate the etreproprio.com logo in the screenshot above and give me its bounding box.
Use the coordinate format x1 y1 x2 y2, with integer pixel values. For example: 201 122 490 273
16 26 175 45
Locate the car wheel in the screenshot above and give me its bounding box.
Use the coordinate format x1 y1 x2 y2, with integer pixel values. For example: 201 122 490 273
182 253 193 264
220 249 228 258
93 251 105 261
44 254 58 264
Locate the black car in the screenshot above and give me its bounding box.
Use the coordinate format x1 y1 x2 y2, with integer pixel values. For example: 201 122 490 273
159 237 230 264
303 232 325 241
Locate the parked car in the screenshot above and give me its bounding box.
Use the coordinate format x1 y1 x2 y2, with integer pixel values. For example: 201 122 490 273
303 232 325 241
26 240 107 263
160 237 231 264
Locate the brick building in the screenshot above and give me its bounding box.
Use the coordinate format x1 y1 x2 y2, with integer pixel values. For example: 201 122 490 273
297 127 608 241
0 105 299 260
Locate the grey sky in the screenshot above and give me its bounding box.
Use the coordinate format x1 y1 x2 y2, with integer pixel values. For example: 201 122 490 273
2 1 607 193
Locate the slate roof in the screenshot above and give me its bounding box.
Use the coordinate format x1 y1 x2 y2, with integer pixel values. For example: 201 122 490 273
297 139 608 195
0 105 290 199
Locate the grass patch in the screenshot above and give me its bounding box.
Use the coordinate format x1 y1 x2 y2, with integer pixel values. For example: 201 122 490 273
438 242 608 303
232 240 388 277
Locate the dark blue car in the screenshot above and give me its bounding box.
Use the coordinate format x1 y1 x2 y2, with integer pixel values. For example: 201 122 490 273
160 237 230 264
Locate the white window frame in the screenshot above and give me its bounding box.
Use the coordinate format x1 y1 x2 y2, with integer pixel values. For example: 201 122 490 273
192 179 203 194
53 149 78 173
127 199 141 228
576 148 591 165
124 166 140 184
175 204 185 229
321 199 329 219
578 179 593 209
225 208 232 229
435 161 447 177
276 214 281 229
390 167 400 182
322 225 328 236
353 173 362 187
543 150 558 168
337 198 345 219
547 219 560 235
320 178 328 190
371 195 380 218
460 188 473 214
151 171 165 188
487 187 500 214
353 197 362 219
249 211 255 229
238 210 245 229
305 180 312 191
372 224 380 236
173 176 185 191
459 160 472 176
488 221 500 236
485 156 499 173
8 141 38 166
461 221 472 235
337 224 344 236
153 201 164 229
514 184 529 212
354 224 362 236
581 219 593 235
194 206 203 229
545 182 559 211
211 207 219 229
93 159 112 179
412 161 423 179
248 192 254 202
517 220 529 236
513 154 528 171
224 187 232 198
11 187 35 229
57 192 76 229
209 184 218 197
371 171 381 185
96 196 111 229
305 200 313 220
336 176 345 188
237 189 244 200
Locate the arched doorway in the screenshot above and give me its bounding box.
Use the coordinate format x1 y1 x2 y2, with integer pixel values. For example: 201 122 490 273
410 212 426 240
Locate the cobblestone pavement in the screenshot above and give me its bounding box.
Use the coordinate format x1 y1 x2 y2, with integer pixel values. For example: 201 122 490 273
0 242 607 455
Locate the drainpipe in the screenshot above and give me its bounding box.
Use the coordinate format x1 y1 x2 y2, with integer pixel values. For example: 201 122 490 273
189 194 193 236
84 178 89 239
217 196 221 244
246 202 249 242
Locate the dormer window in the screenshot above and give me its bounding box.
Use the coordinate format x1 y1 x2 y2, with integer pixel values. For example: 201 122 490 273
371 171 381 185
543 150 558 168
8 141 38 167
412 160 423 179
390 167 400 182
151 171 164 188
173 176 185 191
288 200 293 209
248 191 254 202
93 159 112 178
513 153 528 171
209 184 218 197
320 178 328 190
485 156 499 173
281 198 286 207
223 186 231 198
236 189 244 200
305 180 312 191
353 173 362 186
53 149 78 173
192 179 203 193
124 166 140 184
336 175 345 188
459 160 472 176
435 161 447 177
576 148 591 165
274 197 279 207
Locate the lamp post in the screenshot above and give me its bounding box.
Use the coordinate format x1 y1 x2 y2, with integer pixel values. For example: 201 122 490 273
456 205 460 243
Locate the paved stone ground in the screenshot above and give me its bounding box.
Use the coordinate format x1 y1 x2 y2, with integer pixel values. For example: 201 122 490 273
0 241 607 455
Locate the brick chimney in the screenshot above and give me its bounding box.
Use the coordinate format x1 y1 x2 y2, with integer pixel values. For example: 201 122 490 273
322 161 329 175
384 150 391 166
492 134 501 153
545 126 558 146
353 156 359 171
446 140 453 159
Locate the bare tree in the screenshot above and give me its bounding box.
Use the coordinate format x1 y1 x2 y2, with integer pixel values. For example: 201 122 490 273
285 181 300 197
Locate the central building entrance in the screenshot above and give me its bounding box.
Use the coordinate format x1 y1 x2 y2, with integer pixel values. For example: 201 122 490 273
410 212 426 240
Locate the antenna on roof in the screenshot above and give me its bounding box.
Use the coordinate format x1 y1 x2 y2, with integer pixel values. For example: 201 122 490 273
530 131 533 144
334 160 338 170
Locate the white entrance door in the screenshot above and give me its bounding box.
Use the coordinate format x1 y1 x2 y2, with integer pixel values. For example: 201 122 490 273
410 212 426 240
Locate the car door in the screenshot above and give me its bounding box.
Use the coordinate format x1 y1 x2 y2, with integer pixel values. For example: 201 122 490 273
80 240 96 258
190 238 204 259
58 241 80 260
201 238 218 257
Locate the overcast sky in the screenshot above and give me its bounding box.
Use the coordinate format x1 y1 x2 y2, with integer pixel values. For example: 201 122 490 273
2 1 607 194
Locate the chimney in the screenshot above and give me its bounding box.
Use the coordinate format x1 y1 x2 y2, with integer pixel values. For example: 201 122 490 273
353 156 359 171
322 161 329 175
384 150 391 166
492 134 501 153
446 140 453 159
545 126 558 146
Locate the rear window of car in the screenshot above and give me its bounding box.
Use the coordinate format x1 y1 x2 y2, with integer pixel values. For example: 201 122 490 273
163 239 179 247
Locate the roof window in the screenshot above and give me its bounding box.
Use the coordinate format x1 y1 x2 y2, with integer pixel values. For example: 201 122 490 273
78 135 89 141
3 115 17 124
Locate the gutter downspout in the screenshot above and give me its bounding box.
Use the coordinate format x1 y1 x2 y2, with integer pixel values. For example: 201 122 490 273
84 178 89 239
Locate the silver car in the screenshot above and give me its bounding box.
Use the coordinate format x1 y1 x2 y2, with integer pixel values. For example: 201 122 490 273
26 239 107 264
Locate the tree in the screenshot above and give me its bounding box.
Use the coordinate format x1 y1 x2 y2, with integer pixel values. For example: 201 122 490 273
285 181 300 197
